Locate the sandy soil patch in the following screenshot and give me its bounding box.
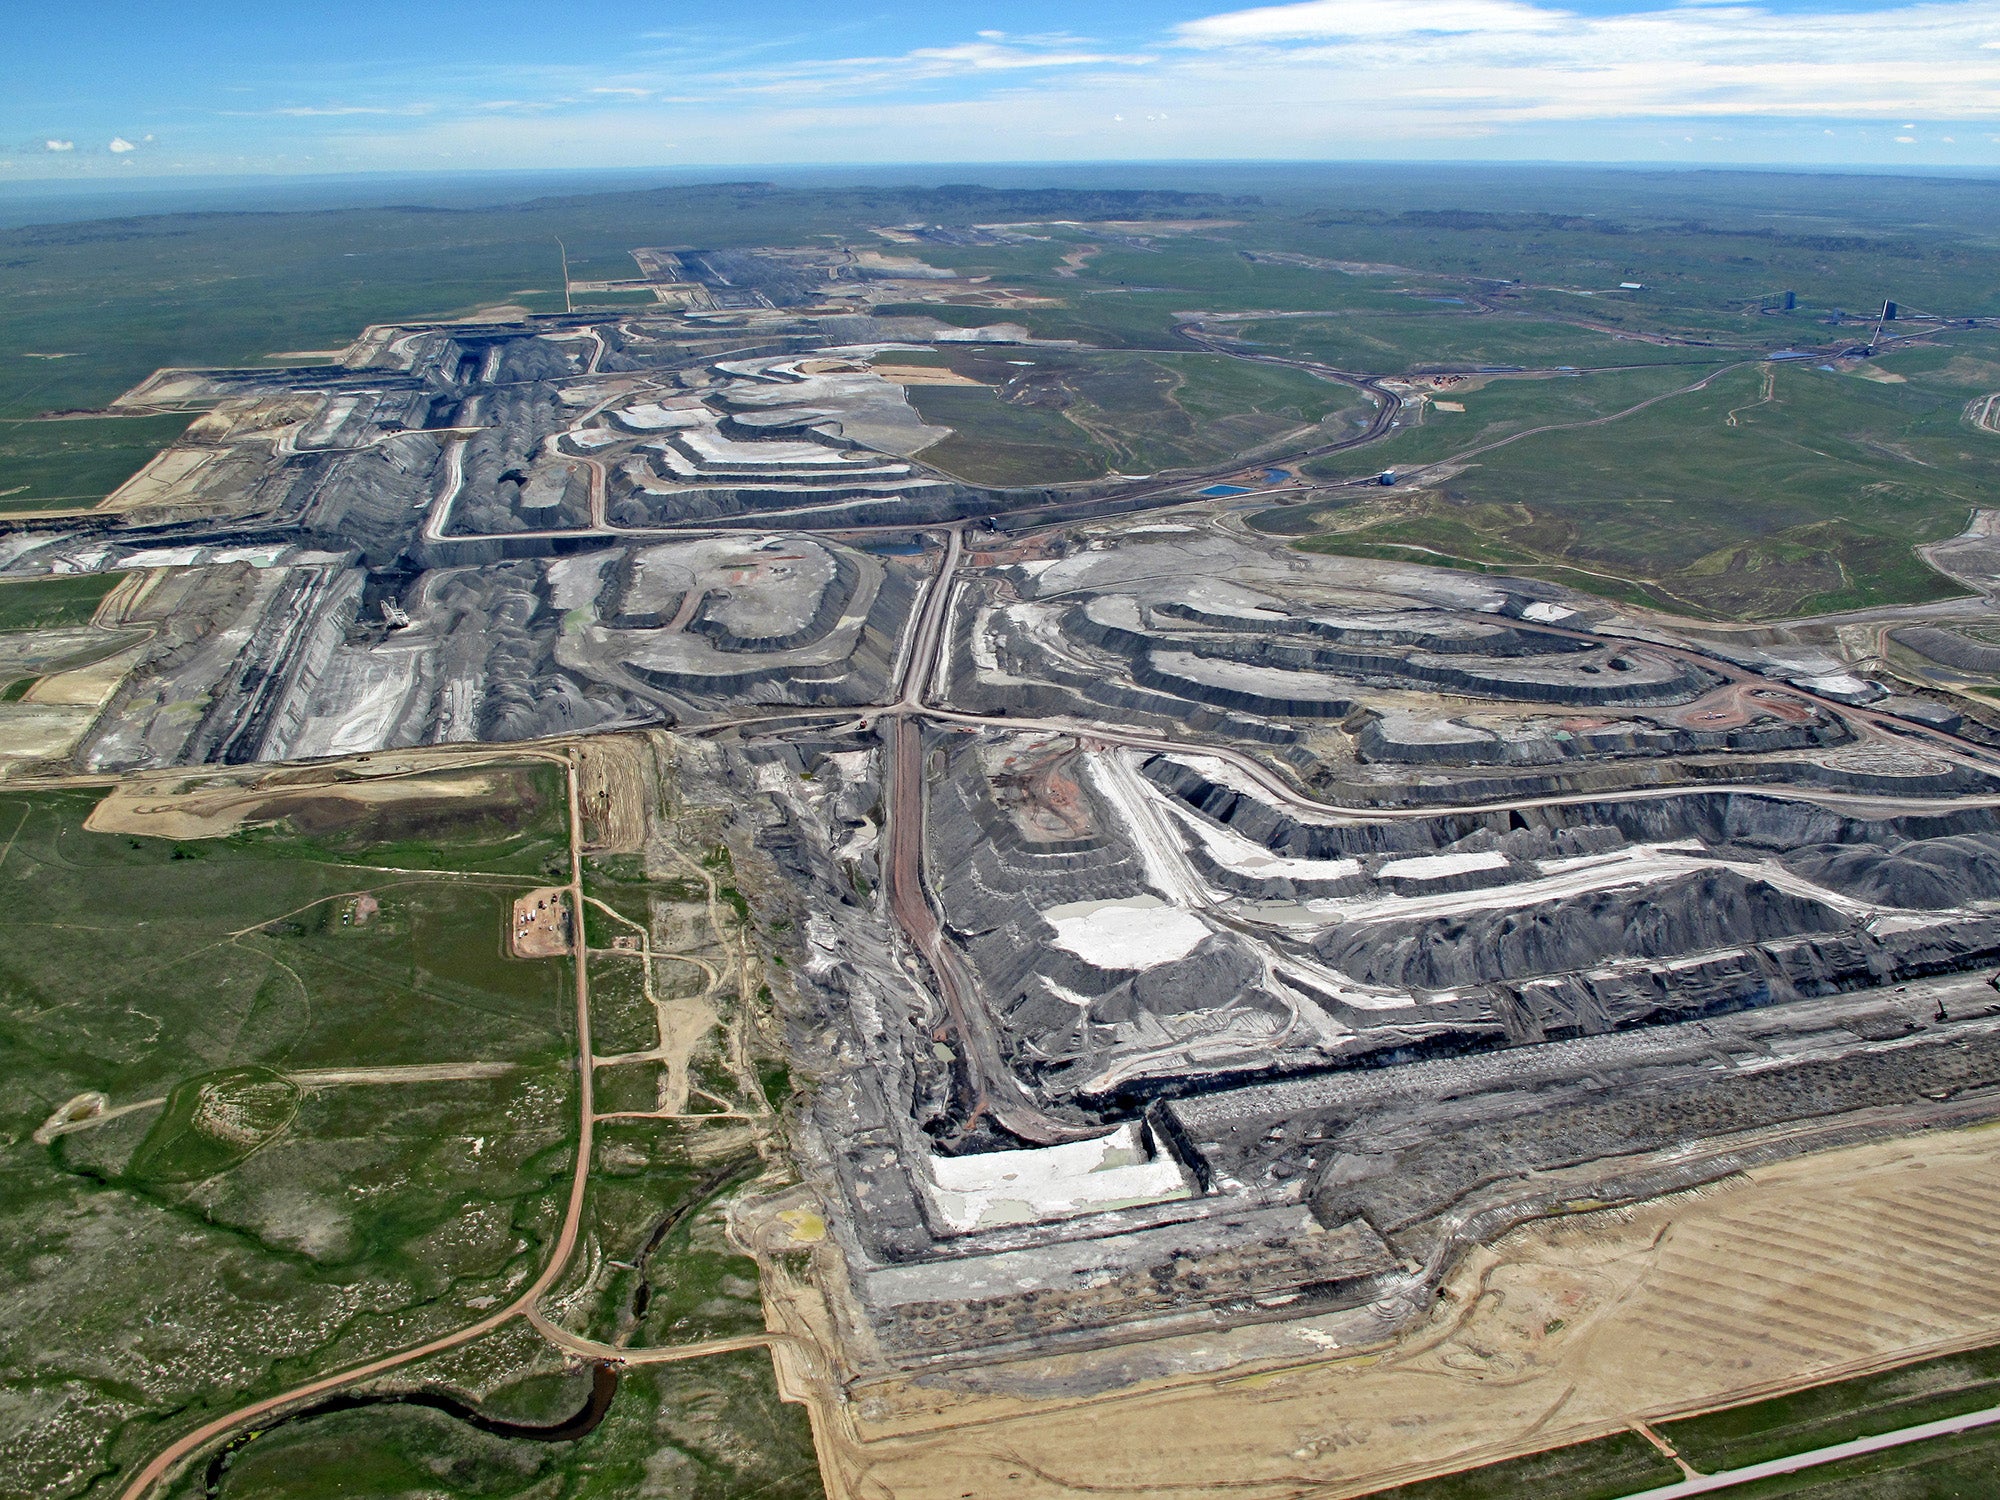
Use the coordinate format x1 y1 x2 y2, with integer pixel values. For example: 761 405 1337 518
919 288 1062 309
870 365 991 387
84 766 509 840
112 371 213 408
575 737 649 852
1055 244 1101 279
787 1126 2000 1500
289 1062 521 1088
0 704 100 771
456 303 533 324
511 887 572 958
22 640 146 708
99 446 214 512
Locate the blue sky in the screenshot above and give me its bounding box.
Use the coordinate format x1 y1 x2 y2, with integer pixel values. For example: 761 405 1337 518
5 0 1997 178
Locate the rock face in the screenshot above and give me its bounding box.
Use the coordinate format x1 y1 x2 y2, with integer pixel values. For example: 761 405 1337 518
1315 869 1847 989
306 433 441 565
1891 625 2000 673
720 523 2000 1371
1355 710 1845 765
1786 833 2000 906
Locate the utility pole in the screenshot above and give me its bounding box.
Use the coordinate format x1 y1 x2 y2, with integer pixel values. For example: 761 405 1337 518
556 237 572 314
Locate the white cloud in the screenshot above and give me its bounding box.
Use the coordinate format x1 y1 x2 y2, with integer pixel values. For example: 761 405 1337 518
1177 0 1566 41
903 39 1155 71
67 2 2000 174
43 138 74 151
676 31 1157 101
1154 0 2000 124
225 104 435 118
108 137 136 153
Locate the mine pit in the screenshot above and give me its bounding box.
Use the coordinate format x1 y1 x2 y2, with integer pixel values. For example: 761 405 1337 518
14 249 2000 1492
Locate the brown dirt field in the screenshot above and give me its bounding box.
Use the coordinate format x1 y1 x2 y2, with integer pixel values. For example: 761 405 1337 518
774 1125 2000 1500
20 640 147 708
93 569 157 626
84 765 514 840
1668 682 1819 731
98 446 217 513
511 887 571 958
0 705 100 771
873 366 992 388
574 736 649 852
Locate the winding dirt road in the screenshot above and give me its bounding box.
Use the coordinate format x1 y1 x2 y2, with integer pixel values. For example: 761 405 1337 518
117 747 596 1500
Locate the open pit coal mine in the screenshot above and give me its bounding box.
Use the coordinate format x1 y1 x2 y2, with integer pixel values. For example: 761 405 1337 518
12 305 2000 1380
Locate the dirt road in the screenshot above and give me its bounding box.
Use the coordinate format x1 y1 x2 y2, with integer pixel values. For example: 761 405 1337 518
783 1126 2000 1500
116 747 597 1500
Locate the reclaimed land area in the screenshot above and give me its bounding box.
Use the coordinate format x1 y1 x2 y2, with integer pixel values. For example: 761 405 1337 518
1284 336 2000 620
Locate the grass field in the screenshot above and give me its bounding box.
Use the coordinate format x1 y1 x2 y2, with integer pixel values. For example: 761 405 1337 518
3 169 1995 607
0 412 192 511
1344 1337 2000 1498
225 763 574 877
0 783 579 1499
1659 1343 2000 1474
0 571 121 632
1282 336 2000 618
907 345 1370 485
1715 1425 2000 1496
0 748 815 1498
1228 311 1734 373
1354 1431 1680 1499
1307 364 1701 480
156 1338 822 1500
564 1124 769 1352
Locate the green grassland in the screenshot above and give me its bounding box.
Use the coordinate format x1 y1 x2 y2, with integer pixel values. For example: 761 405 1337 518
1282 337 1999 618
1714 1426 2000 1496
1659 1343 2000 1473
0 412 192 512
226 764 574 877
1309 363 1702 479
912 383 1109 484
907 346 1370 485
0 570 121 631
0 758 809 1497
0 783 579 1498
1228 310 1730 372
1347 1331 2000 1498
1355 1430 1679 1499
556 1123 769 1353
4 169 1997 607
157 1336 821 1500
